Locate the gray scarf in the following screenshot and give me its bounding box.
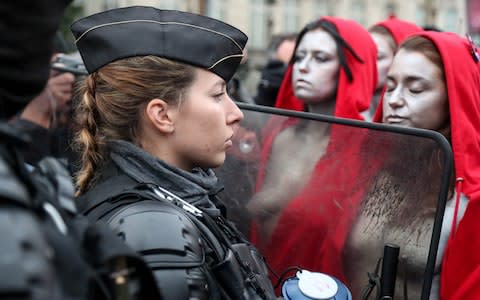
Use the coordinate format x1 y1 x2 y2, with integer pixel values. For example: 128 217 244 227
109 140 222 215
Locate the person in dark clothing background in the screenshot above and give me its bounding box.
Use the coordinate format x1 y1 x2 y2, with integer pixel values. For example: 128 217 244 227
10 33 83 173
0 4 73 297
0 2 163 299
254 33 297 107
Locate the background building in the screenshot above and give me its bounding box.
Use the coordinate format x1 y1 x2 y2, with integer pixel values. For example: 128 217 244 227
71 0 473 95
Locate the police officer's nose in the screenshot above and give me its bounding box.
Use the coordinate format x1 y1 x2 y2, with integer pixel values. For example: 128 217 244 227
226 95 244 124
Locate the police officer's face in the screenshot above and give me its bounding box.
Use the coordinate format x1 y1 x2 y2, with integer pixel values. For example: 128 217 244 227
382 49 448 130
371 32 395 90
171 68 244 170
291 28 340 103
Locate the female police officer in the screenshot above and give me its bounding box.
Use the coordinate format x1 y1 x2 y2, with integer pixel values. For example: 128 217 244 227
72 6 276 300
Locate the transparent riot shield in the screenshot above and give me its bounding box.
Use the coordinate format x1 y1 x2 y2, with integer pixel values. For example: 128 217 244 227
215 103 452 300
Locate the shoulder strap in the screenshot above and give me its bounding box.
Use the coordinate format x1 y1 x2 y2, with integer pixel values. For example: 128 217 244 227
77 172 141 221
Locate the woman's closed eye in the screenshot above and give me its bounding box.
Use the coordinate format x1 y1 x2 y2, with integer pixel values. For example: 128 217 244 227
409 88 424 94
385 79 396 93
377 53 388 60
408 83 426 94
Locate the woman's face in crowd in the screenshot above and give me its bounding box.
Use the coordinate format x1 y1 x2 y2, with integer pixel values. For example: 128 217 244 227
276 39 296 64
382 49 448 130
371 32 395 90
292 28 340 103
171 68 244 170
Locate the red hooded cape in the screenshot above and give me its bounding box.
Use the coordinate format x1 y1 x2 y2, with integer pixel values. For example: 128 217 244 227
274 16 377 120
373 31 480 299
372 16 423 47
251 17 378 287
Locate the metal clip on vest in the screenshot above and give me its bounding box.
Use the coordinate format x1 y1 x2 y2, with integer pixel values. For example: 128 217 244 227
151 185 204 217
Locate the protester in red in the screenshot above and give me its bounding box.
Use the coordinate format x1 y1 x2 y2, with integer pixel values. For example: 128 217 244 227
365 16 422 120
248 16 378 289
274 16 377 118
374 31 480 299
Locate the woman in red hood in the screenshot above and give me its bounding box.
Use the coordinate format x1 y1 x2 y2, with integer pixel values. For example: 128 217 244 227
274 16 377 118
374 31 480 299
247 16 378 290
365 16 422 121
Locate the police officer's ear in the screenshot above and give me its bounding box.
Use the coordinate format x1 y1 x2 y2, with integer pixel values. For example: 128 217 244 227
144 98 176 134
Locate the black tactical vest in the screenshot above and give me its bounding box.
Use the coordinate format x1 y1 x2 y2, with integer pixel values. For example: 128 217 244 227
78 164 277 300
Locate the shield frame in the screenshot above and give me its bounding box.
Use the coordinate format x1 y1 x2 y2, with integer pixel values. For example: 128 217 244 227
226 102 453 299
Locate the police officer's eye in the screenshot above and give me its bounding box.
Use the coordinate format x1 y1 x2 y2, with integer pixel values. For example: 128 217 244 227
213 92 225 101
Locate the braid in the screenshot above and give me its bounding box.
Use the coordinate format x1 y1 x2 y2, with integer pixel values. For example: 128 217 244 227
74 74 106 195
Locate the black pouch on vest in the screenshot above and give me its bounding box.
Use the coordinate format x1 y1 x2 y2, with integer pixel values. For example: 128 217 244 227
213 248 251 300
232 243 277 299
212 242 276 300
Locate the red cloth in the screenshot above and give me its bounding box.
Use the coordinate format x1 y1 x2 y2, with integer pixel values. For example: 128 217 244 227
372 16 423 46
373 31 480 299
251 17 378 288
433 32 480 300
252 121 378 285
274 16 377 120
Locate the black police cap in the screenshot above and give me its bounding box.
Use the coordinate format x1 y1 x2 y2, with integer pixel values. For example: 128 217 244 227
71 6 248 82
